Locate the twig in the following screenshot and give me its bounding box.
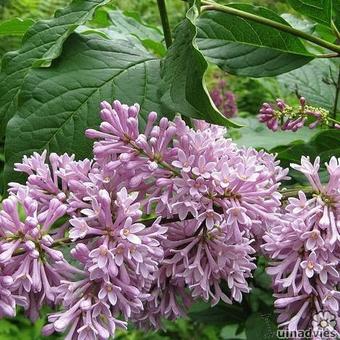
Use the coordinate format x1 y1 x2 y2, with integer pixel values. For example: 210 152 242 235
331 67 340 127
157 0 172 48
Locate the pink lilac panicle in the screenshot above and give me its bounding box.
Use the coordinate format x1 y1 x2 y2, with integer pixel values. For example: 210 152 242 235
2 98 288 339
85 99 287 323
263 156 340 334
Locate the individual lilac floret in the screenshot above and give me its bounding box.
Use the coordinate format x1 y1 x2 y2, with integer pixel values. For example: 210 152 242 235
258 97 337 132
263 156 340 334
0 275 25 318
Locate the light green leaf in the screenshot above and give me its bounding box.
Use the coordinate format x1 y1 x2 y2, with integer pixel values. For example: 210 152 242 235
107 10 163 42
4 34 164 184
160 3 241 127
221 325 246 340
0 18 35 36
287 0 332 26
281 13 315 33
196 4 314 77
229 117 318 151
103 10 166 56
0 0 110 137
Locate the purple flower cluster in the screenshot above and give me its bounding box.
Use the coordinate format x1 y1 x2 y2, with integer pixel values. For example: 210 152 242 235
0 194 69 321
0 98 315 339
263 156 340 335
258 97 339 131
210 78 238 118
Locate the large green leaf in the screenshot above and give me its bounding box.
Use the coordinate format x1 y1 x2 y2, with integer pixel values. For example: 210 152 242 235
160 3 241 128
287 0 332 26
4 33 163 184
278 59 339 112
0 18 35 36
196 4 314 77
0 0 110 137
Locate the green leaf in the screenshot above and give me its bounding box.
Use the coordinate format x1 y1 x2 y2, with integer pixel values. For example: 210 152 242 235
196 4 314 77
4 34 164 184
281 13 315 33
0 18 35 36
287 0 332 26
278 59 339 111
140 39 167 57
102 10 166 56
229 117 318 151
220 325 246 340
0 0 110 137
334 1 340 31
277 129 340 169
107 10 163 42
245 313 277 340
160 3 241 127
189 301 246 326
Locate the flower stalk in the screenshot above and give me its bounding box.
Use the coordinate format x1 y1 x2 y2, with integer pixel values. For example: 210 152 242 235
157 0 172 48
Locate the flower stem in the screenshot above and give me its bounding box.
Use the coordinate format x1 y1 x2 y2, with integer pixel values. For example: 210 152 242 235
201 1 340 54
332 21 340 41
280 186 315 200
331 67 340 127
316 53 339 59
157 0 172 48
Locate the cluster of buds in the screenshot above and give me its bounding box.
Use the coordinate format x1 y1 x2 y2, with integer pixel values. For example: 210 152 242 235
258 97 339 131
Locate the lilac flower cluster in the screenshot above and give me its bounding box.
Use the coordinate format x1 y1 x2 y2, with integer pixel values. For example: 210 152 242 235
0 98 315 339
210 78 238 118
258 97 340 131
263 156 340 335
